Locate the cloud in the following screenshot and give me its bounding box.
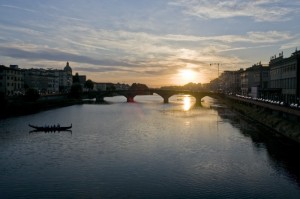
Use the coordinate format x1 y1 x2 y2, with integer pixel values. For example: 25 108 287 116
57 26 292 61
1 8 292 66
279 34 300 50
170 0 297 22
0 46 135 67
0 24 44 38
162 31 292 44
64 38 112 51
218 44 276 52
0 4 37 13
0 28 293 76
0 12 295 83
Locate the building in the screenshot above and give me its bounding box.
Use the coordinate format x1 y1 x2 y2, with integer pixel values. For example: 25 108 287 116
73 72 86 91
23 62 73 94
78 75 86 87
219 70 243 94
114 83 130 90
24 68 59 94
240 63 269 98
93 82 116 91
47 69 60 93
269 50 300 103
0 65 24 96
59 62 73 93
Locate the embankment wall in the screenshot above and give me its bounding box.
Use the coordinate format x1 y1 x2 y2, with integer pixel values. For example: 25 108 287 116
223 96 300 144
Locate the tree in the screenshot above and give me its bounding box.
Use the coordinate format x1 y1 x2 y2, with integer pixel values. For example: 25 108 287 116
73 73 80 83
0 92 7 105
69 83 83 99
130 83 149 90
24 88 40 101
85 79 94 91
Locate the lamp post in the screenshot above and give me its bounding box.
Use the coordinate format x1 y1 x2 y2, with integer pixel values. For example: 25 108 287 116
210 63 220 92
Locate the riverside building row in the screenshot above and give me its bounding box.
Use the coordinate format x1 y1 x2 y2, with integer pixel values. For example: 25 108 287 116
0 62 73 96
214 49 300 104
0 61 130 96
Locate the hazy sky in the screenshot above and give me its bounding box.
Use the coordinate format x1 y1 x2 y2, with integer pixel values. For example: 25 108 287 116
1 0 300 86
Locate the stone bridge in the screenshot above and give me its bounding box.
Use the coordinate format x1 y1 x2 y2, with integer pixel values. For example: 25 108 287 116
92 90 152 103
150 89 220 105
91 89 220 105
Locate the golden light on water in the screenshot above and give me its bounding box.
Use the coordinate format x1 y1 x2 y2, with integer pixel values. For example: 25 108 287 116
183 95 192 111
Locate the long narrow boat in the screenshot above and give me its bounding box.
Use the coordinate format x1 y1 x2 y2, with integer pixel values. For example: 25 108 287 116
28 124 72 131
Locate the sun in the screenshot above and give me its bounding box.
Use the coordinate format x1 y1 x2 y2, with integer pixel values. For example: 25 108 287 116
171 68 203 85
179 69 197 82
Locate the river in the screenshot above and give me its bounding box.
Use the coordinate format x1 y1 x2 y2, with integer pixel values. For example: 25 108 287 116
1 95 300 198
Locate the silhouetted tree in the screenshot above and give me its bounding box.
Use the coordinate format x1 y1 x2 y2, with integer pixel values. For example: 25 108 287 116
130 83 149 90
0 92 7 105
73 73 80 83
183 82 202 91
85 79 94 91
107 84 116 91
0 92 7 117
24 88 40 101
161 82 202 91
69 83 83 99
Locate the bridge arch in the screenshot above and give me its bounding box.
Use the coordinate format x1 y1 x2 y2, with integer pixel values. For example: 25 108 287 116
94 90 152 103
92 89 220 104
150 90 217 105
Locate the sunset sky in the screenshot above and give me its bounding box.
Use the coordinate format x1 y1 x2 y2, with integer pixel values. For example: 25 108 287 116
1 0 300 87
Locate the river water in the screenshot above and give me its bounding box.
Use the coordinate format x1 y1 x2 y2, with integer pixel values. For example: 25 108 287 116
1 95 300 198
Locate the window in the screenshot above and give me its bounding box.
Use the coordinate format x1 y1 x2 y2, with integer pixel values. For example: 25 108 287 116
292 78 295 89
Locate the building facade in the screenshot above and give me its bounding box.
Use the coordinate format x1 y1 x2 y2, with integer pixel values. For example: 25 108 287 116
219 70 242 94
114 83 130 90
59 62 73 93
269 50 300 103
23 62 73 94
24 68 59 94
0 65 24 96
240 63 269 98
78 75 86 87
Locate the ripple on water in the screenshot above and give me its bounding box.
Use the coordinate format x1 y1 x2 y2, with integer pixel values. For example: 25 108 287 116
1 96 300 198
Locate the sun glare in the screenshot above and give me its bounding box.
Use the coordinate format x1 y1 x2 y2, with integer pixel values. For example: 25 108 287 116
181 69 195 80
177 69 198 84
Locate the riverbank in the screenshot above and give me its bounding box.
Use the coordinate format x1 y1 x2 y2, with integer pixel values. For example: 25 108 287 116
0 97 84 119
222 96 300 144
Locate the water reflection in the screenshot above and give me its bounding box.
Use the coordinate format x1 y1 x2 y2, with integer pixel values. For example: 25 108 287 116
183 95 192 111
2 96 300 198
29 130 72 134
213 105 300 188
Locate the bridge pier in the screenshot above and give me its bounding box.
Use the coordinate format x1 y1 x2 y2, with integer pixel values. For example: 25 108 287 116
163 97 169 103
96 95 104 103
127 96 135 103
194 98 202 106
161 94 174 103
194 95 205 106
124 93 136 103
154 92 174 104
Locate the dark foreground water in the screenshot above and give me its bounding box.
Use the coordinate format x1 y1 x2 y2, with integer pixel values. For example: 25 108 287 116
1 95 300 199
